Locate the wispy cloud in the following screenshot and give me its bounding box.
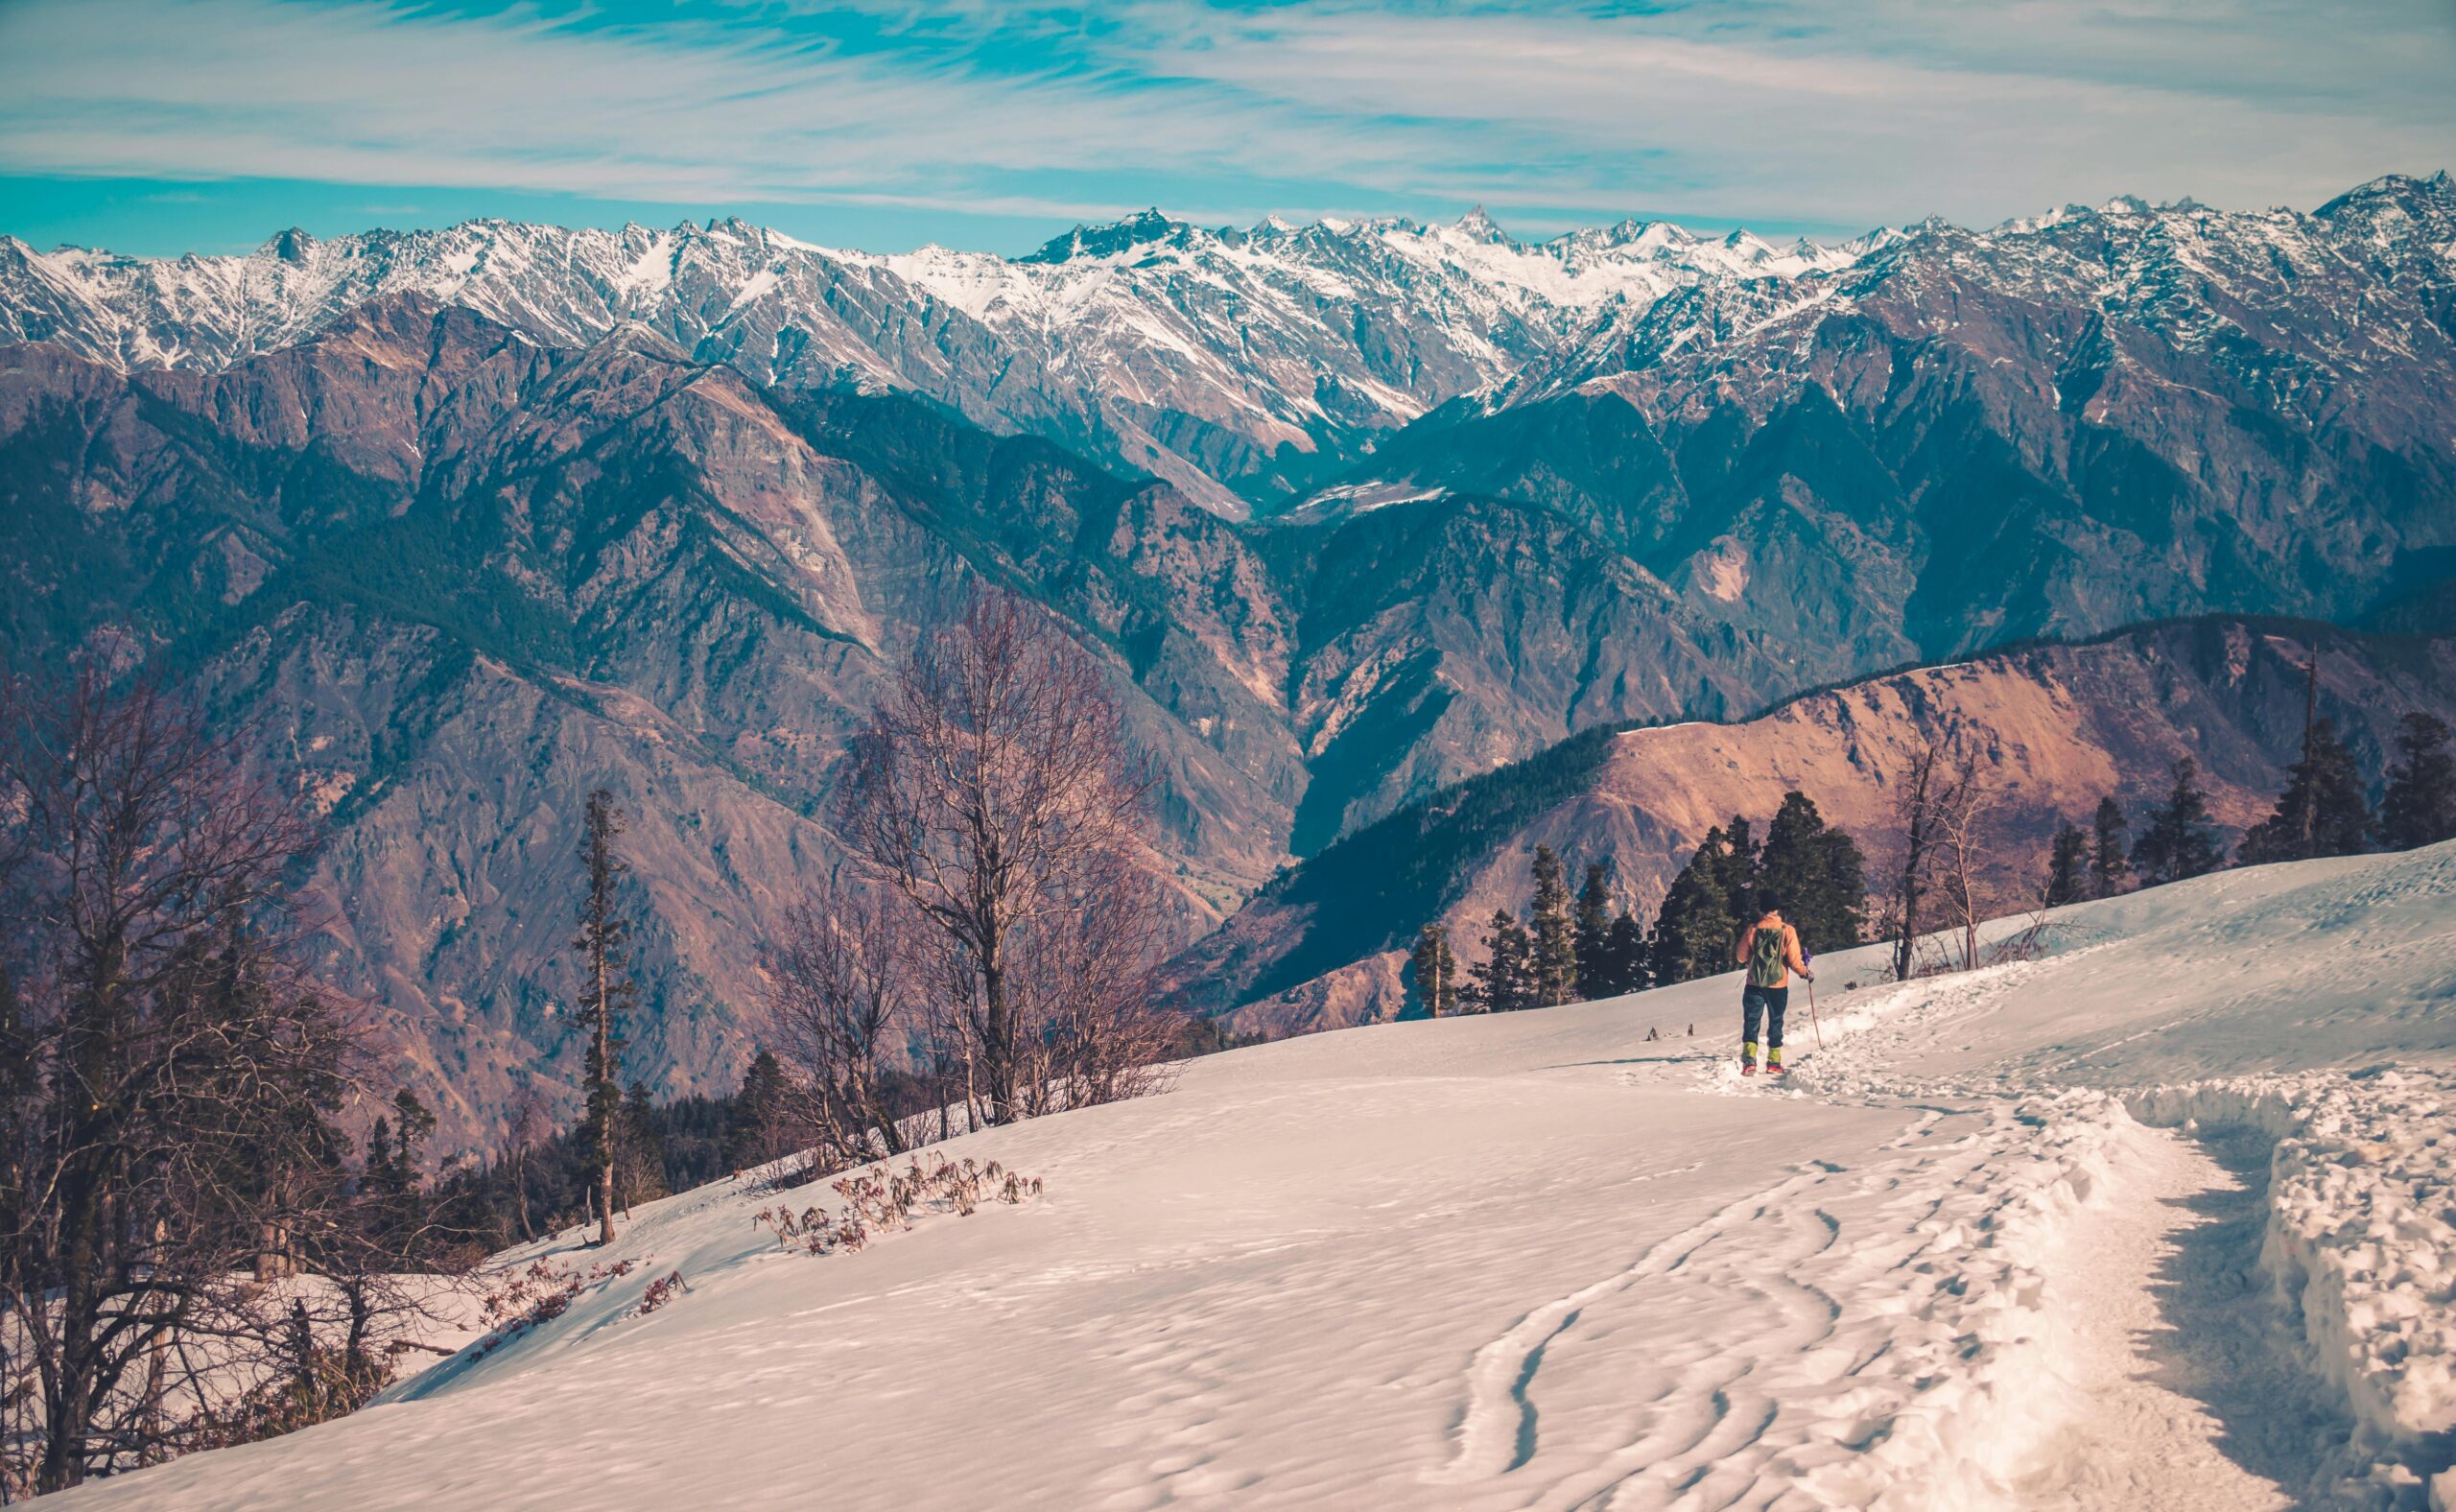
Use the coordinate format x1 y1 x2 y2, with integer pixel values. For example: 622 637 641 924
1 0 2449 249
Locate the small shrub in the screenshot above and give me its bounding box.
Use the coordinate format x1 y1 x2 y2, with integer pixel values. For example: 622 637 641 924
636 1270 688 1314
758 1156 1044 1262
471 1257 636 1357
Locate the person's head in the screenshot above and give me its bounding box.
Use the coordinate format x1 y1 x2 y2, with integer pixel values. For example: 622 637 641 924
1756 888 1785 918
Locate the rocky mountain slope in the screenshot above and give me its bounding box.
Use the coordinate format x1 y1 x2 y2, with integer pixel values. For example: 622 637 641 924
0 299 1822 1144
1172 617 2456 1034
1308 174 2456 663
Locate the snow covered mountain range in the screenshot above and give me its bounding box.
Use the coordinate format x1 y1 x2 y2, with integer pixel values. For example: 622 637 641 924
26 176 2451 521
0 204 1869 514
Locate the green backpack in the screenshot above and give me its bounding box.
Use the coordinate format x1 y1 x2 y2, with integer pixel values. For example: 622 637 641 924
1746 925 1787 988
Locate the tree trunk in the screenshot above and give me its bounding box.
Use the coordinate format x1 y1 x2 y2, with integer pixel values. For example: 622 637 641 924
596 938 616 1247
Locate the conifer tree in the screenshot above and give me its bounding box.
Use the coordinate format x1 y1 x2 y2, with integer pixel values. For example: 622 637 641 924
1465 909 1532 1013
2381 712 2456 851
2239 718 2373 863
363 1091 437 1259
2045 821 2090 906
1649 828 1739 985
1712 816 1759 903
722 1050 791 1171
2131 759 2224 886
1601 911 1652 995
573 788 637 1246
1407 923 1461 1018
1527 845 1578 1007
2090 796 2132 897
1573 861 1615 1001
1754 791 1866 953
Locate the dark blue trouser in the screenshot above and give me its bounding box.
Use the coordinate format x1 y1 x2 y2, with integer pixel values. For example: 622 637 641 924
1741 984 1789 1065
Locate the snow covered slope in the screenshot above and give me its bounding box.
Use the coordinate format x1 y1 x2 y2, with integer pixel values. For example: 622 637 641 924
49 845 2456 1511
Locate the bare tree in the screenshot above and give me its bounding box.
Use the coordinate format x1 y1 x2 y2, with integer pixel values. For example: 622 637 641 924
835 591 1164 1125
1008 846 1176 1116
503 1089 548 1243
1880 727 1946 981
0 671 367 1494
572 789 635 1246
1931 753 1992 972
762 873 917 1169
1877 722 1985 980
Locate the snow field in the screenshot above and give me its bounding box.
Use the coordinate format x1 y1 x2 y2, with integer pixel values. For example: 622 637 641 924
39 843 2456 1510
1425 1090 2149 1510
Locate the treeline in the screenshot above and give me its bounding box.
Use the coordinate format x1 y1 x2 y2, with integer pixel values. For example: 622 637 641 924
2054 712 2456 903
1407 791 1866 1014
0 591 1186 1497
1409 700 2456 1016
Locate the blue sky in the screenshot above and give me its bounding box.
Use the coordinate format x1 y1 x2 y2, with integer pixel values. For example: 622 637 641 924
3 0 2452 258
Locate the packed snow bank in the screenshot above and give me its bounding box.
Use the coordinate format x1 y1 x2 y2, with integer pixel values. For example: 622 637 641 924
2130 1071 2456 1505
43 843 2456 1511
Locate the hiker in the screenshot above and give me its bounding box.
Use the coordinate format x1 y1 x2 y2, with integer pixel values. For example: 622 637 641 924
1735 889 1812 1077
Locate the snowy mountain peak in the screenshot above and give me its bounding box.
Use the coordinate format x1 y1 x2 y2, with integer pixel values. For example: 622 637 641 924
265 226 318 265
1019 208 1201 265
1453 206 1511 245
2315 169 2456 221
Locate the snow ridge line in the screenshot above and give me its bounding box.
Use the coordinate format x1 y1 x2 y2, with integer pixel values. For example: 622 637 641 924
2126 1069 2456 1509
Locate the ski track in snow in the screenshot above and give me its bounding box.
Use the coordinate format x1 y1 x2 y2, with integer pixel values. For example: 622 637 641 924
44 846 2456 1512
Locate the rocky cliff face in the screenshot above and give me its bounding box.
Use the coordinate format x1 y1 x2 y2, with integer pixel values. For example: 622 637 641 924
0 302 1287 1145
1175 619 2456 1035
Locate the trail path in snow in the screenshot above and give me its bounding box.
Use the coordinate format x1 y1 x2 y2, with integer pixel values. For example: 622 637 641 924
2013 1125 2296 1512
44 847 2456 1512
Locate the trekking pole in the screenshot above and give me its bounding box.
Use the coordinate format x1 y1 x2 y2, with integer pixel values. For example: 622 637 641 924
1807 976 1825 1051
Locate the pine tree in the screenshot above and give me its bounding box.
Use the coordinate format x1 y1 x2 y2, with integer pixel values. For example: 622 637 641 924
722 1050 791 1171
1407 923 1462 1018
1601 911 1651 996
2381 712 2456 851
1649 828 1739 985
2090 796 2132 898
1466 910 1533 1013
573 788 637 1246
2239 718 2373 864
1712 816 1759 904
359 1090 436 1257
1527 846 1578 1007
1573 861 1616 1001
2044 821 2089 906
2131 758 2224 886
1755 791 1866 954
361 1114 398 1200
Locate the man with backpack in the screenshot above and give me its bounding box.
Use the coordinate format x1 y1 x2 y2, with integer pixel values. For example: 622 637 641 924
1734 890 1812 1077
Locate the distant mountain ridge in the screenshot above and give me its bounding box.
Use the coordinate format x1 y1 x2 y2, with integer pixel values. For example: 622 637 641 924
0 203 1860 515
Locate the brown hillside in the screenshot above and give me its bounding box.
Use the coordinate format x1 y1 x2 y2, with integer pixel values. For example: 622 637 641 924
1204 619 2456 1035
